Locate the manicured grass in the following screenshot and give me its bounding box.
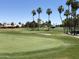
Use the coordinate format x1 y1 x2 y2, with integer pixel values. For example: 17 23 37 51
0 27 79 59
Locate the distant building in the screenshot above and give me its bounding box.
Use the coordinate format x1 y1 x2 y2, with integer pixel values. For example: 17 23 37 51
0 23 17 28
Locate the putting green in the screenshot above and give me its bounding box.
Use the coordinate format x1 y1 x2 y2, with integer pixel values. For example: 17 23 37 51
0 31 68 53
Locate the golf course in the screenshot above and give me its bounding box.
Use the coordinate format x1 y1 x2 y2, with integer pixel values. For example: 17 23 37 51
0 0 79 59
0 28 78 59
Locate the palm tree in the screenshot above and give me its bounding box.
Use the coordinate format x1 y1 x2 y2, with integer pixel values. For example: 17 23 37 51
58 5 64 32
31 20 36 30
46 8 52 21
32 9 36 21
63 19 69 33
31 10 36 30
37 7 42 30
11 22 14 26
46 8 52 31
64 18 72 33
19 22 21 25
58 5 64 24
37 7 42 19
64 10 70 33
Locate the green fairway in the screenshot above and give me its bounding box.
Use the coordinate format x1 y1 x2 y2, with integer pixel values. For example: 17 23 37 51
0 28 79 59
0 33 67 53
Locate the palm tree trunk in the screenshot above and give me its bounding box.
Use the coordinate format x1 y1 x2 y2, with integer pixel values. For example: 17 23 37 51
73 21 76 35
48 15 50 20
68 6 70 12
59 13 65 33
33 16 34 21
68 5 72 33
59 13 63 22
32 16 34 30
38 14 40 19
73 12 77 35
67 16 69 34
38 14 40 31
48 15 50 31
73 17 76 35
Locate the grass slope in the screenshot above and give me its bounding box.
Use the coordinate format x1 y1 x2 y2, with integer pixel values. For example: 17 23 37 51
0 28 78 59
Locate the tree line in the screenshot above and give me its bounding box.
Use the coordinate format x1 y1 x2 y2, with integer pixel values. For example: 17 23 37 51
0 7 53 30
0 0 79 34
58 0 79 35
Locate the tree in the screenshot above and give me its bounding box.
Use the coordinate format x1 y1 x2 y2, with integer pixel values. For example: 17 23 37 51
63 18 71 34
63 19 68 33
0 23 2 26
19 22 21 25
30 20 37 30
25 22 30 28
58 5 64 23
46 8 52 30
11 22 14 26
47 20 51 31
58 5 64 32
64 10 71 33
37 7 42 30
46 8 52 20
59 0 79 35
32 9 36 21
37 7 42 19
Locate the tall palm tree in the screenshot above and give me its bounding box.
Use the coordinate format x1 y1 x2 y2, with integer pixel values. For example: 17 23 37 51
46 8 52 31
19 22 21 25
64 10 70 33
31 10 36 30
63 18 72 33
32 9 36 21
58 5 64 23
31 20 36 30
46 8 52 21
58 5 64 32
37 7 42 30
37 7 42 19
11 22 14 27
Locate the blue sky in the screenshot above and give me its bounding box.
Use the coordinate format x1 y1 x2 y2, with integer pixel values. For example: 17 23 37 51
0 0 79 25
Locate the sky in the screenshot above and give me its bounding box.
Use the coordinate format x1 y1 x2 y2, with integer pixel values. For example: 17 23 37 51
0 0 79 25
